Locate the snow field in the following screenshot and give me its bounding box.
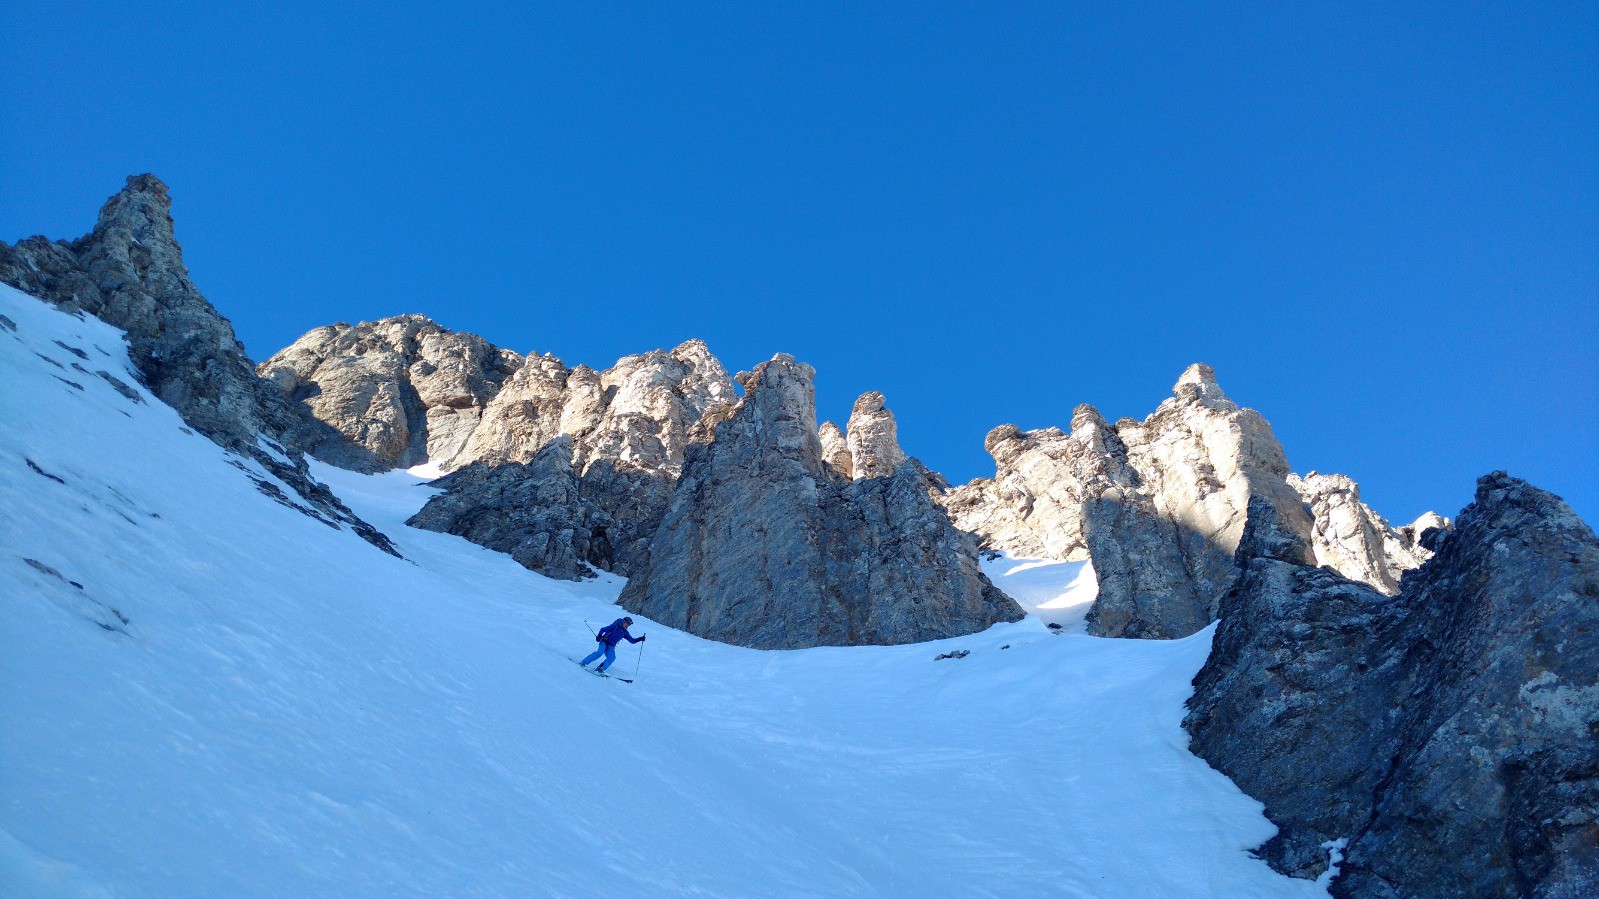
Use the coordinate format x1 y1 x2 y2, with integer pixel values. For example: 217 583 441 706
0 284 1327 897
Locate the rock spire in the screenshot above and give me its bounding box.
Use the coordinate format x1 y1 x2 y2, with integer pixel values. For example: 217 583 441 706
619 357 1023 648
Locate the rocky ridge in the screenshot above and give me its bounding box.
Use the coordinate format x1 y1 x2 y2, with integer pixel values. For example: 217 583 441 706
404 437 619 580
1185 475 1599 898
942 364 1438 637
258 316 521 472
1288 471 1445 594
619 358 1023 648
262 313 740 577
0 175 396 554
406 340 736 577
8 176 1594 897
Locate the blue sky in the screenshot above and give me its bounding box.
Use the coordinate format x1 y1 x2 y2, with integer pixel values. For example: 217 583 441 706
4 2 1595 525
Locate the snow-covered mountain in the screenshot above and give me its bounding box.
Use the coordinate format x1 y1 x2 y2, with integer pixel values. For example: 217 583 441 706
3 176 1595 898
1 282 1330 896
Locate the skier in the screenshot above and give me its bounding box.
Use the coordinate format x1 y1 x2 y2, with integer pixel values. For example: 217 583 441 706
580 616 646 674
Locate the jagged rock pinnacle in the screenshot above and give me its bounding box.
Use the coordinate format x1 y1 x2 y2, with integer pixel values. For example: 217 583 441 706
845 391 907 480
620 354 1022 648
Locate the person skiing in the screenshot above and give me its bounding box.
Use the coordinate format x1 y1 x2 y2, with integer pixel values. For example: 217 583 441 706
580 616 645 674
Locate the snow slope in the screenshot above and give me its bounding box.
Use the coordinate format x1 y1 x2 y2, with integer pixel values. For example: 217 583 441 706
981 556 1099 632
0 284 1329 897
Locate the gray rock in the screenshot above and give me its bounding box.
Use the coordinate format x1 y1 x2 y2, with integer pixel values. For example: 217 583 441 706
1184 497 1404 878
1185 474 1599 898
0 175 396 555
404 339 737 579
405 437 617 580
259 316 521 471
619 356 1023 648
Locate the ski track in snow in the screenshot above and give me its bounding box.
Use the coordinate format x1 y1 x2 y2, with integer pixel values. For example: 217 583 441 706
0 284 1328 897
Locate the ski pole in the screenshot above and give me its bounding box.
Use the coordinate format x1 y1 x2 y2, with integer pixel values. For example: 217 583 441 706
584 619 596 637
635 640 645 679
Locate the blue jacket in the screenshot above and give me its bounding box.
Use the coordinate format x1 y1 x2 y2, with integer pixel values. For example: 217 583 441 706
597 618 643 647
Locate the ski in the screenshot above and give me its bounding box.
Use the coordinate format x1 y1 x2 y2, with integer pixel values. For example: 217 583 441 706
570 657 634 683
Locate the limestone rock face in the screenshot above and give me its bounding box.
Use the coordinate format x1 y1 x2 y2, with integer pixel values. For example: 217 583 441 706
1397 510 1453 556
818 421 852 478
1185 474 1599 898
0 175 396 555
1288 471 1440 594
845 391 907 479
943 365 1315 638
403 339 737 578
404 437 616 580
259 316 521 471
461 339 735 473
943 364 1444 638
619 357 1023 648
1114 364 1314 611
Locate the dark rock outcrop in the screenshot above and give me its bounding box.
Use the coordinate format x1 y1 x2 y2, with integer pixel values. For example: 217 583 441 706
1185 474 1599 898
405 437 619 579
0 175 396 554
619 358 1023 648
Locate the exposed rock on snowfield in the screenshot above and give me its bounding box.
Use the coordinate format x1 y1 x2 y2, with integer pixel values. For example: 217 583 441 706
943 364 1444 638
620 357 1023 648
265 310 740 579
943 365 1317 638
1184 497 1404 879
1288 471 1440 594
0 175 397 554
405 437 620 580
400 339 738 578
259 316 521 472
1185 474 1599 898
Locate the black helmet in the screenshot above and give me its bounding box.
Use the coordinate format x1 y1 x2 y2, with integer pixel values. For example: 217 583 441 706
623 617 634 625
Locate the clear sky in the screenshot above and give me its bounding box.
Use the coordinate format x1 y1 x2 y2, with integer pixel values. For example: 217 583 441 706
4 2 1595 525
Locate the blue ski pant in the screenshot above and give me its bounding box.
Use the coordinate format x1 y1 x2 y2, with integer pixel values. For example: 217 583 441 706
580 644 616 670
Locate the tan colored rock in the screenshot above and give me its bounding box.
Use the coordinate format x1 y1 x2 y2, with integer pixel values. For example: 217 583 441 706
1288 471 1437 594
406 340 737 578
845 391 907 479
259 315 521 470
819 421 852 478
942 364 1317 638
